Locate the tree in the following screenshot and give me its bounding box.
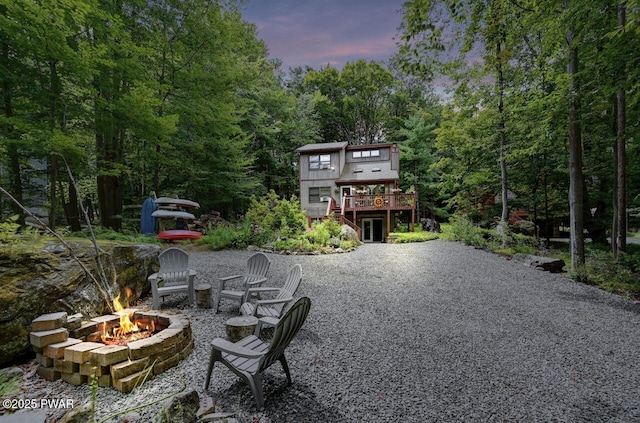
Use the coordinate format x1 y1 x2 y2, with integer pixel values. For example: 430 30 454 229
339 60 396 144
399 108 442 218
612 0 628 258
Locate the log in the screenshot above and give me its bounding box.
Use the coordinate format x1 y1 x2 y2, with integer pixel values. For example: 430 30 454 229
225 316 258 342
195 284 212 309
513 254 566 273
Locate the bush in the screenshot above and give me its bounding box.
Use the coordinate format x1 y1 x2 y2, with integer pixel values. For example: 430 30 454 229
245 190 307 239
446 215 487 248
272 238 314 253
303 217 342 247
510 220 536 236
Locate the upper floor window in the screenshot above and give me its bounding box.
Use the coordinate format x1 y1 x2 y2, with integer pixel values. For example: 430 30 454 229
309 186 331 202
309 154 331 170
352 149 380 159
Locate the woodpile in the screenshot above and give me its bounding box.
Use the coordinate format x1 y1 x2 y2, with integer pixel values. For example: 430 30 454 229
191 211 229 234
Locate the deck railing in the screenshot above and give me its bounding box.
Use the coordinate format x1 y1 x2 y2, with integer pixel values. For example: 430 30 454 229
341 193 416 212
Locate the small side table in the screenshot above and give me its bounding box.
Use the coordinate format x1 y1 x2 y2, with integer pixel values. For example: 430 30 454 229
225 316 259 342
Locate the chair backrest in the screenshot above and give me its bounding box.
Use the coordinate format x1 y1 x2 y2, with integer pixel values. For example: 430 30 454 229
158 248 189 284
246 252 271 278
261 297 311 371
159 247 189 271
278 264 302 300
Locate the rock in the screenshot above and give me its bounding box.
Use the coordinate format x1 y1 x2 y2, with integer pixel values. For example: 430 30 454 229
2 366 23 382
338 225 360 243
59 403 93 423
0 242 160 365
156 389 200 423
513 254 566 273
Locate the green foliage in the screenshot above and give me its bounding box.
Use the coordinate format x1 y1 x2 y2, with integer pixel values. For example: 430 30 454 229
0 215 21 243
0 215 50 256
0 368 20 397
71 228 159 244
444 215 488 249
245 190 307 239
583 245 640 296
304 224 331 247
197 223 257 251
273 237 314 253
510 220 536 236
388 230 439 243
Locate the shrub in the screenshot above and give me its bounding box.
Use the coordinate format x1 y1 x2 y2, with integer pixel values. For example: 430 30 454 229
197 222 254 250
272 238 314 252
303 217 342 248
510 220 536 236
245 190 307 239
305 225 330 246
447 215 487 248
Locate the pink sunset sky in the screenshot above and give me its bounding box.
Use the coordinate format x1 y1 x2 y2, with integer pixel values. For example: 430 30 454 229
241 0 406 71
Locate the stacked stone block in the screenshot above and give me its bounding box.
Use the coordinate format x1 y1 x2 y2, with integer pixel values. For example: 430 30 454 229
29 310 193 393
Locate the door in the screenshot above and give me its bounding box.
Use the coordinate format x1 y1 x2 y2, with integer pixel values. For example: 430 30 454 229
341 186 353 208
362 218 384 242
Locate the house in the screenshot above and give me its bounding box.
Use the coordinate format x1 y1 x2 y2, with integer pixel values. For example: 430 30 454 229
296 142 416 242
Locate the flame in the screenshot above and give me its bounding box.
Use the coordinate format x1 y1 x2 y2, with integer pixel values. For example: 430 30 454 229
101 287 154 344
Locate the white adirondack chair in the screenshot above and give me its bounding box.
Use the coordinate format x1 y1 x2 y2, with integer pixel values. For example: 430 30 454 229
204 296 311 410
214 252 271 313
147 247 196 309
239 264 302 319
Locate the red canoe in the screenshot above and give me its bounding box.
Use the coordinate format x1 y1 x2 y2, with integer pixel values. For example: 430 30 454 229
157 230 203 241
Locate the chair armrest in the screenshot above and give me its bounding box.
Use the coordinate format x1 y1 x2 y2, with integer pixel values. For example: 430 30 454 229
254 317 279 335
255 296 293 306
211 338 265 358
245 277 268 287
219 274 242 282
217 274 241 291
247 287 281 295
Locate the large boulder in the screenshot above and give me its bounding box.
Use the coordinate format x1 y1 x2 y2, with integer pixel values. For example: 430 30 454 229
338 224 360 243
0 241 160 365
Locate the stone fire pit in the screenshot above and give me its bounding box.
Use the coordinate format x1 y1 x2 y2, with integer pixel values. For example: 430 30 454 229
29 311 193 393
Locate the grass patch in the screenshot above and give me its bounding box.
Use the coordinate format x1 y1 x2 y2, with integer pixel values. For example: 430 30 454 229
70 227 159 244
388 230 439 243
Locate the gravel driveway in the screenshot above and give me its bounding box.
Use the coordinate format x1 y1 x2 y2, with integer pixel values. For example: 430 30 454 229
44 241 640 422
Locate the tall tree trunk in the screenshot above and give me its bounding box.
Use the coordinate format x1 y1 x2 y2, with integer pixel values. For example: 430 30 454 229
49 156 58 229
614 0 627 257
497 39 509 224
95 101 124 231
1 18 24 222
66 181 81 232
566 18 585 273
48 60 61 229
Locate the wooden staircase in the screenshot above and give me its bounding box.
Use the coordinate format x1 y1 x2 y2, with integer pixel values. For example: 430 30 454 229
324 197 361 240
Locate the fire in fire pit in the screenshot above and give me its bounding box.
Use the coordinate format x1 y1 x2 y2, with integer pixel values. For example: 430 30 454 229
101 288 156 346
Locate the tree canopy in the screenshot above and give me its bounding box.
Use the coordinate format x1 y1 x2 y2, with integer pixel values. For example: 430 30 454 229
1 0 638 270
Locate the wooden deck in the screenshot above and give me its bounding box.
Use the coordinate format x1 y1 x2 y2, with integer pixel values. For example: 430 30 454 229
341 193 416 212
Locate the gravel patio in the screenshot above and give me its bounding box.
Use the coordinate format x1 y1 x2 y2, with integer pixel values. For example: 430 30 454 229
24 241 640 422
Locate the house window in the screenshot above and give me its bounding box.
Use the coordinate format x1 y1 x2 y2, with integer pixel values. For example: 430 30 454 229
310 187 331 202
309 154 331 170
352 149 379 159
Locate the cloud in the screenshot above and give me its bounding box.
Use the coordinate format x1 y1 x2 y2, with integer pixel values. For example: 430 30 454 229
242 0 404 70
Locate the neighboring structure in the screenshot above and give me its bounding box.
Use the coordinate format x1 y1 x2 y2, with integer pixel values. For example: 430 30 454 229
296 142 415 242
